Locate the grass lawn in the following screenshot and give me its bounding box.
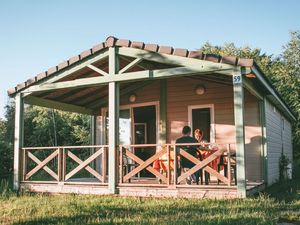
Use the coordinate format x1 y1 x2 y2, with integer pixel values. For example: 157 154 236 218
0 161 299 225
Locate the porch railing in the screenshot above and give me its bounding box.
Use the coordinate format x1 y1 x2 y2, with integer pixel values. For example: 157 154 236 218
21 143 236 187
119 143 236 187
22 145 108 184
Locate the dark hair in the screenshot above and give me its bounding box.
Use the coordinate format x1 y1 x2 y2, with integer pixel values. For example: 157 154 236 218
182 126 191 135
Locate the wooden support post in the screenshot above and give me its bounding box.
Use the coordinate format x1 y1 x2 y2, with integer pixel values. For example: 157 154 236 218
233 67 247 198
108 47 119 193
102 147 107 183
167 145 171 186
119 146 123 184
227 144 231 186
58 148 63 182
62 148 66 182
159 80 167 144
261 97 268 185
22 149 27 181
13 93 24 190
173 145 178 185
90 115 96 169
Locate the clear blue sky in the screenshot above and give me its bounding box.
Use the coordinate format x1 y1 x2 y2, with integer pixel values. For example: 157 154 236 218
1 0 300 118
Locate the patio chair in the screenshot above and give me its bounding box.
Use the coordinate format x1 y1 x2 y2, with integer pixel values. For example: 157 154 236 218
217 153 237 185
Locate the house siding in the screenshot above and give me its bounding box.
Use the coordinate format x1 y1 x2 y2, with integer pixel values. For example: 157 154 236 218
265 99 293 185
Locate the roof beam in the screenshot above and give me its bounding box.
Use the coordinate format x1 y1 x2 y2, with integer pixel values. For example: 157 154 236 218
22 66 232 94
87 81 154 109
119 58 143 74
24 96 95 115
44 49 109 84
87 65 109 76
243 78 263 100
118 47 235 76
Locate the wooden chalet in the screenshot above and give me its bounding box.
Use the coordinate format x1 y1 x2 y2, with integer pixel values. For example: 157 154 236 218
8 36 295 198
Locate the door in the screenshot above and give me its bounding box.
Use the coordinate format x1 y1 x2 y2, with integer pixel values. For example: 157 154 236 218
133 105 157 177
189 105 214 142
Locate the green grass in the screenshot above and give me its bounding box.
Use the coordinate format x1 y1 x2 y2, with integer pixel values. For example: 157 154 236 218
1 161 300 225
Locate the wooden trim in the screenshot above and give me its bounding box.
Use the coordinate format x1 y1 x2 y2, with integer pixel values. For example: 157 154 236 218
122 148 167 183
188 104 215 143
108 47 119 194
233 67 247 198
227 144 231 186
65 148 103 181
13 93 24 190
66 149 104 182
86 81 154 109
24 96 95 115
26 149 59 180
22 65 234 94
22 145 109 150
119 58 142 74
159 80 167 144
243 78 263 100
118 47 235 76
102 101 160 147
167 145 171 185
45 49 109 84
177 148 228 184
261 97 268 184
87 64 109 76
58 148 63 182
22 149 28 181
119 146 124 183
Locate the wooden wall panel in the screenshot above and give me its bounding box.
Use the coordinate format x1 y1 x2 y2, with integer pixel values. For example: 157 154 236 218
244 90 263 182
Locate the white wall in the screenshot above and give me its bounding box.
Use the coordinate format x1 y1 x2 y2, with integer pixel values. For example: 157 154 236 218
265 99 293 185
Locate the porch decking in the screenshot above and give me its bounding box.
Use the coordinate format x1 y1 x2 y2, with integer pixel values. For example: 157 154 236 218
20 180 264 199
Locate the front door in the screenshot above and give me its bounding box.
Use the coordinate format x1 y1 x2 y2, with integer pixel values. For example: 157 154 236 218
189 105 214 142
133 105 157 177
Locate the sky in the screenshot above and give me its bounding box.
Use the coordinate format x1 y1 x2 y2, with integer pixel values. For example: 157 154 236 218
0 0 300 119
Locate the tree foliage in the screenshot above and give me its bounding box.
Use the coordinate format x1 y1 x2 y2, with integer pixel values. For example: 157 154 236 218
0 102 91 179
23 106 91 147
199 31 300 154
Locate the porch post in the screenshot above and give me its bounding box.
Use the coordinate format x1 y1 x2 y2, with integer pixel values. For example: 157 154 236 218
233 67 247 198
108 47 119 194
13 93 24 190
90 115 96 145
261 97 268 185
90 115 96 169
159 80 167 144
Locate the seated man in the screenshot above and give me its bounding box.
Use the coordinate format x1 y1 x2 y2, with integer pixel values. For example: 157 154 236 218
176 126 200 184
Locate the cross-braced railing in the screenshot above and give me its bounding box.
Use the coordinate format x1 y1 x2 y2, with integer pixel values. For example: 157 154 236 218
119 143 236 186
22 145 108 184
119 144 169 184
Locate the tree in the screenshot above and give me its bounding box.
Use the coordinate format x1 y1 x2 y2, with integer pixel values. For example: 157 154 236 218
199 31 300 155
282 31 300 152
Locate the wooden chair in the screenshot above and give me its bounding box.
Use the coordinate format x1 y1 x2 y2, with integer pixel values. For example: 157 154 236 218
217 153 237 185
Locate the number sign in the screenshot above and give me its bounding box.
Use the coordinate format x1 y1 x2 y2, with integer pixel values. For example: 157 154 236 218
233 74 242 84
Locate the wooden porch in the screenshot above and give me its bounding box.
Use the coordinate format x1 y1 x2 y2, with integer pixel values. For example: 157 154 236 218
19 143 264 198
9 36 273 198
